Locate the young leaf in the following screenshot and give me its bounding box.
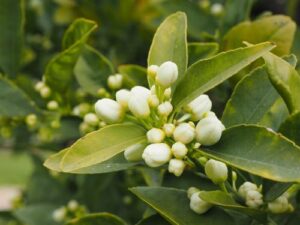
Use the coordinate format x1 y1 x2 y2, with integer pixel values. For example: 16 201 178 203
118 64 148 87
148 11 187 87
130 187 234 225
0 0 24 77
222 67 280 128
172 42 275 109
66 213 128 225
262 52 300 113
223 15 296 56
199 125 300 182
0 76 39 116
44 19 97 93
74 45 114 95
279 112 300 146
60 124 146 172
188 42 219 66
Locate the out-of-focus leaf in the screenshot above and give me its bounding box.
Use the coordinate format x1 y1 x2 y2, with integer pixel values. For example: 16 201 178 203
118 64 148 87
188 43 219 65
66 213 128 225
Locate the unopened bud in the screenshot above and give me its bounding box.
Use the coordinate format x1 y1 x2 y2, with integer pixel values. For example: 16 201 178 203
168 159 185 176
187 187 200 199
34 81 45 92
245 190 263 208
52 207 66 222
116 89 131 108
47 100 58 110
173 123 195 144
25 114 37 127
164 88 172 99
185 95 212 121
171 142 188 159
107 74 123 90
142 143 172 167
190 192 212 214
40 86 51 98
148 95 159 108
147 128 165 143
68 200 79 211
95 98 124 124
163 123 175 137
238 182 258 199
211 3 223 16
147 65 159 79
205 159 228 184
128 94 150 118
131 86 151 100
268 194 290 214
84 113 99 126
156 61 178 88
158 101 173 116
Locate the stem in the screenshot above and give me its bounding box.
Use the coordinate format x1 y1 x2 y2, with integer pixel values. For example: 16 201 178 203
219 182 228 194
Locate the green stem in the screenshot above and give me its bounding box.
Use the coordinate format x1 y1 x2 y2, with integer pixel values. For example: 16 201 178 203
219 182 229 194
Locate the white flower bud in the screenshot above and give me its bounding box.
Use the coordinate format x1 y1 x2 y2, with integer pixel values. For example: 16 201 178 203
26 114 37 127
52 207 66 222
116 89 131 108
164 88 172 99
245 190 263 208
195 116 225 146
124 142 145 162
107 74 123 90
163 123 175 137
205 159 228 184
173 123 195 144
185 95 212 121
158 101 173 116
131 86 151 100
268 195 289 214
238 182 258 199
83 113 99 126
79 122 94 134
190 192 212 214
147 65 159 79
148 95 159 108
40 86 51 98
187 187 200 199
171 142 188 159
168 159 185 176
211 3 223 16
68 200 79 211
142 143 172 167
147 128 165 143
128 95 150 118
34 81 45 92
156 61 178 88
95 98 124 124
47 100 58 110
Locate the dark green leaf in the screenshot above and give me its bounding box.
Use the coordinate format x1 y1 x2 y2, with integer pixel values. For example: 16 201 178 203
74 45 114 95
118 64 148 87
199 125 300 182
136 215 170 225
279 112 300 146
66 213 128 225
264 182 293 202
188 43 219 65
130 187 234 225
172 42 275 109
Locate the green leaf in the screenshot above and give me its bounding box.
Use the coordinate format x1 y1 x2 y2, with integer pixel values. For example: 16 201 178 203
148 11 187 87
172 42 275 109
188 43 219 66
59 123 146 172
262 52 300 113
279 112 300 146
0 76 39 116
45 18 97 93
136 215 170 225
118 64 148 87
130 187 234 225
223 15 296 56
66 213 128 225
264 182 293 202
199 191 265 221
222 67 280 128
0 0 24 77
199 125 300 182
74 45 114 95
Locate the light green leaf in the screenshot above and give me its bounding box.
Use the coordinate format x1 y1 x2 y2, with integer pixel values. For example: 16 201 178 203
262 52 300 113
0 76 39 116
118 64 148 87
199 191 265 221
148 11 187 87
60 123 146 172
172 42 275 109
188 42 219 65
130 187 234 225
279 112 300 146
45 18 97 92
222 67 280 128
66 213 128 225
74 45 114 95
0 0 24 77
223 15 296 56
199 125 300 182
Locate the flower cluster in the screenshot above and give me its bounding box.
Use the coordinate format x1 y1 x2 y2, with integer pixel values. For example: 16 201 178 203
94 61 225 177
52 200 87 222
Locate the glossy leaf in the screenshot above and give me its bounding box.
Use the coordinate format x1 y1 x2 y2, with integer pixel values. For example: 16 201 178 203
0 76 38 116
118 64 148 87
66 213 128 225
59 124 146 172
262 52 300 113
74 45 114 95
136 215 170 225
223 15 296 56
188 42 219 65
199 125 300 182
172 42 275 109
279 112 300 146
222 67 280 128
45 19 97 92
264 182 293 202
130 187 234 225
0 0 24 77
148 12 187 87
